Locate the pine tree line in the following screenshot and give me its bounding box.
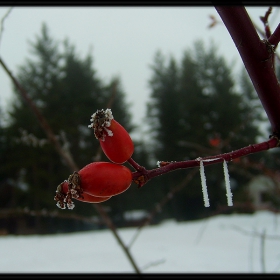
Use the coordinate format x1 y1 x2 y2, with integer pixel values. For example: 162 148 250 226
0 23 279 234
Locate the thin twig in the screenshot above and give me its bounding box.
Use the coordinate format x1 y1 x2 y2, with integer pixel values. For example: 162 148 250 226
228 224 280 240
0 208 104 226
0 7 13 48
0 56 141 274
260 229 266 273
141 259 165 271
128 169 198 248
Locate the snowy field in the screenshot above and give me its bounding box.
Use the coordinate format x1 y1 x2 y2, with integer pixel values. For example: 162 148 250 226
0 211 280 274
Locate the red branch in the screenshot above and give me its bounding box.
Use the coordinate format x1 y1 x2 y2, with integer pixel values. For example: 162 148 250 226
214 7 280 136
129 7 280 188
131 137 279 187
268 23 280 48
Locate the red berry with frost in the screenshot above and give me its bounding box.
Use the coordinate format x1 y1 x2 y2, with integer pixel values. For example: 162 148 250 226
54 162 132 209
88 109 134 164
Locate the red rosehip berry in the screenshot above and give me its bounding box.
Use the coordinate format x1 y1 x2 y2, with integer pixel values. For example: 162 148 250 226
78 162 132 197
54 162 132 209
88 109 134 164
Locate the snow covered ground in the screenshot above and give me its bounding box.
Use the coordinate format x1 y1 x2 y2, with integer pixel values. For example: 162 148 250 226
0 211 279 273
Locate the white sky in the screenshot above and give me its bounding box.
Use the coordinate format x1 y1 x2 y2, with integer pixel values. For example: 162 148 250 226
0 6 278 129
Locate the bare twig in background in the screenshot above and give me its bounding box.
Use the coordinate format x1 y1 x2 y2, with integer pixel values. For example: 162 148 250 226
0 57 78 171
248 226 256 272
195 217 210 245
0 7 12 48
260 229 266 273
228 224 280 273
178 140 220 155
128 169 198 248
141 258 165 271
0 207 103 225
0 56 141 274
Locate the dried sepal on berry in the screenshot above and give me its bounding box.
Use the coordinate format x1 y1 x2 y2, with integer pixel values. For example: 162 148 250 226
54 172 84 210
54 179 111 208
54 183 67 209
88 109 114 141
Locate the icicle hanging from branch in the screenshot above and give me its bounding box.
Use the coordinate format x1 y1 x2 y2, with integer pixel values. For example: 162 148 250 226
223 159 233 206
199 159 210 207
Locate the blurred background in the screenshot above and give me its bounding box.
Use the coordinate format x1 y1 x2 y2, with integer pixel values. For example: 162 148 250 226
0 6 280 235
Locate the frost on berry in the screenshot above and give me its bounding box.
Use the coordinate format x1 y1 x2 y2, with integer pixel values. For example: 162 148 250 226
88 109 114 141
55 190 66 209
54 172 84 210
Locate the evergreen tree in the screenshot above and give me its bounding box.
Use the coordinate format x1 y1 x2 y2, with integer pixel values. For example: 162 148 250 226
147 51 182 161
146 40 264 220
1 23 134 231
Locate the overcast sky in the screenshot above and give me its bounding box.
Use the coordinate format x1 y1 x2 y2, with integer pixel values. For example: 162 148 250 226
0 6 278 133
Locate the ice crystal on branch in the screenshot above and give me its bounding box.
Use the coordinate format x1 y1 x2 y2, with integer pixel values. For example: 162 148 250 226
199 159 210 207
223 160 233 206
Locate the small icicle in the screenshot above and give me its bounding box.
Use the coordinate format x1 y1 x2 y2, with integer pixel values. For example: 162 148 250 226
223 159 233 206
199 160 210 207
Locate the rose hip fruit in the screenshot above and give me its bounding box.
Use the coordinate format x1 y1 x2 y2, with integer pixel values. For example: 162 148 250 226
60 181 111 203
88 109 134 164
54 161 132 210
78 162 132 197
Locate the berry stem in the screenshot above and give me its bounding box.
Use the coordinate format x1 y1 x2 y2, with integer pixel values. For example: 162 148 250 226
127 157 146 172
132 137 279 188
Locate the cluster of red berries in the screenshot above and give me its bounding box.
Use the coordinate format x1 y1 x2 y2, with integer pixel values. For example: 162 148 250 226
54 109 134 210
